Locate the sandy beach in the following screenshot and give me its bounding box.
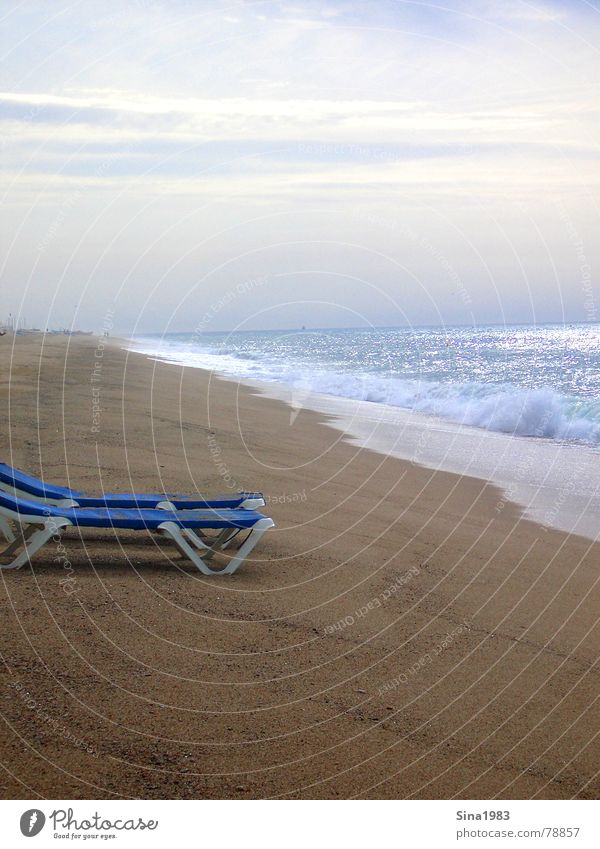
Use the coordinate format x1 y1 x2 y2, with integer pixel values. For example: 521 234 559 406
0 333 599 800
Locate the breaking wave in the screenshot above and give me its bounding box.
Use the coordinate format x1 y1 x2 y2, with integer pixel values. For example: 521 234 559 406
128 336 600 446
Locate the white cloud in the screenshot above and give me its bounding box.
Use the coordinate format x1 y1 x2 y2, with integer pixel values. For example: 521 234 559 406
0 0 599 329
1 87 597 149
485 1 568 22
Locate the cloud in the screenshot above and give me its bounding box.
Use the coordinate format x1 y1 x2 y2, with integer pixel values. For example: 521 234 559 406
483 1 568 22
0 0 599 330
1 86 597 150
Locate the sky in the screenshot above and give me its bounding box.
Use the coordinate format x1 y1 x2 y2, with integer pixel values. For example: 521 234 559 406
0 0 598 334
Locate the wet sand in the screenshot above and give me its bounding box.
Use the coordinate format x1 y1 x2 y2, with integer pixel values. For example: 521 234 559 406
0 333 599 799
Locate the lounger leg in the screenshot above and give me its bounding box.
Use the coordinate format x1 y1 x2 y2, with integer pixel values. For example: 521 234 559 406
218 528 243 552
158 521 220 575
0 519 70 570
0 516 15 543
181 527 243 561
0 515 16 544
1 523 39 558
182 527 237 559
218 518 274 575
202 528 240 561
158 519 273 576
181 528 211 552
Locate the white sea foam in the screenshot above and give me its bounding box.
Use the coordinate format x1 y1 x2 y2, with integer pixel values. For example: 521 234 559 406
128 329 600 539
129 336 600 446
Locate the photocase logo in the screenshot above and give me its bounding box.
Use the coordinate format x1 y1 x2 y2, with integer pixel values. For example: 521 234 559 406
20 809 46 837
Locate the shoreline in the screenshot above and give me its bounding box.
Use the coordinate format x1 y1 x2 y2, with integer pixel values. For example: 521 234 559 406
245 379 600 543
1 334 599 799
127 336 600 542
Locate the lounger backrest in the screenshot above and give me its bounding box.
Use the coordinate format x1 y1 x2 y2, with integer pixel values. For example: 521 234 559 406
0 488 52 517
0 463 75 500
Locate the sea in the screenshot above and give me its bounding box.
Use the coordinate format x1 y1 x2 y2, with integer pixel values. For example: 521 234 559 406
128 323 600 541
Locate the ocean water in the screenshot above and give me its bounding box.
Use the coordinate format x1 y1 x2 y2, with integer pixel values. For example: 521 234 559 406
130 324 600 446
128 324 600 539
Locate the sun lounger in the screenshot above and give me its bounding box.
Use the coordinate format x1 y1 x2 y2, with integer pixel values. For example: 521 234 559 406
0 462 264 510
0 490 274 576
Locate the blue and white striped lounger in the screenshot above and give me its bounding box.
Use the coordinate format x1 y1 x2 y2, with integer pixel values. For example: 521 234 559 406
0 462 264 510
0 490 274 576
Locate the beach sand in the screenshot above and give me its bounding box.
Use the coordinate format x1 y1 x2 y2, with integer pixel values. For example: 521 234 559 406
0 334 599 799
